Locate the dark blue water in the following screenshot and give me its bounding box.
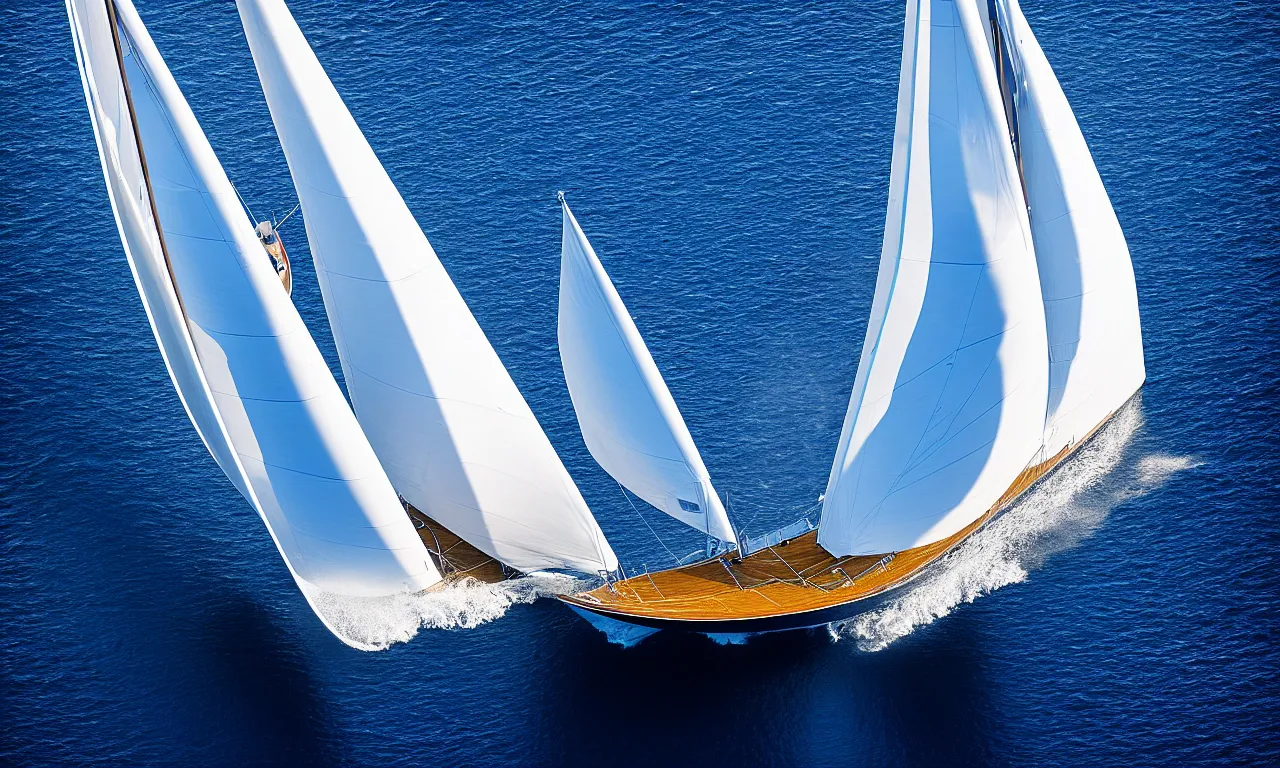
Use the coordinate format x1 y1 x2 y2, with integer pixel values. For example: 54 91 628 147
3 1 1277 765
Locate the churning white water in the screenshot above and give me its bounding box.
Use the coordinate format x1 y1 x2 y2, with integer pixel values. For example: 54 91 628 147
828 400 1200 651
305 572 589 651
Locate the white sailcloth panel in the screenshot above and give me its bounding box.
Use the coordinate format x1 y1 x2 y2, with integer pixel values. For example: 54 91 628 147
66 0 248 501
818 0 1049 557
235 0 618 575
68 0 440 625
999 0 1145 456
558 200 737 544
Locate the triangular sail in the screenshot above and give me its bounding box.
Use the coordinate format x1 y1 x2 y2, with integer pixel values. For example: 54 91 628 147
991 0 1145 456
235 0 617 575
817 0 1049 556
558 198 737 545
66 0 441 645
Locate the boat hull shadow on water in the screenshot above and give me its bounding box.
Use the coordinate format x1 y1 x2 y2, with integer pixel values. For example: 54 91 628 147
560 408 1120 636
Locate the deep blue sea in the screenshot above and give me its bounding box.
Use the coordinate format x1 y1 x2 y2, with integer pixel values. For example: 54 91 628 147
2 1 1278 765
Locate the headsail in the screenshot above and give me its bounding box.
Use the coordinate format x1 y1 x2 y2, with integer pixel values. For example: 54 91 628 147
67 0 440 644
558 197 737 545
818 0 1049 557
991 0 1145 456
235 0 617 575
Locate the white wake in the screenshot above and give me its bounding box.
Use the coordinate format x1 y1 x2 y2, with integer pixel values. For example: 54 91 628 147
304 572 589 652
828 401 1199 652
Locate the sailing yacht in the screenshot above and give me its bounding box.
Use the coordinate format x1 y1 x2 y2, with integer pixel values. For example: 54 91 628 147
68 0 1143 645
560 0 1144 635
70 0 630 650
65 0 442 648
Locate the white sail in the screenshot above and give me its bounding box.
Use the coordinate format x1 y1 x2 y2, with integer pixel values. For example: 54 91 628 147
67 0 440 642
558 198 737 545
995 0 1145 456
817 0 1049 556
235 0 617 575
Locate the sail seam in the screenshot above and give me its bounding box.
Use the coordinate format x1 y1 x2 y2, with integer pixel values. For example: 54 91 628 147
880 257 986 503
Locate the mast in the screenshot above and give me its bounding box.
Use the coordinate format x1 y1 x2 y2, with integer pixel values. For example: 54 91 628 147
557 195 737 547
986 0 1029 205
817 0 1049 557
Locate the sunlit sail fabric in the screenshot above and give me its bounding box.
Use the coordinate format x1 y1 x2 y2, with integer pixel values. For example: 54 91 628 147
558 199 737 545
993 0 1145 456
235 0 617 575
818 0 1049 557
66 0 440 637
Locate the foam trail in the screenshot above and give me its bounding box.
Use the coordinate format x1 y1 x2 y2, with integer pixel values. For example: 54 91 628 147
829 399 1199 652
303 572 589 651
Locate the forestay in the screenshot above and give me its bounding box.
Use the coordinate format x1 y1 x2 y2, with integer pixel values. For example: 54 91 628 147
818 0 1049 557
236 0 617 575
67 0 440 642
558 198 737 545
992 0 1145 457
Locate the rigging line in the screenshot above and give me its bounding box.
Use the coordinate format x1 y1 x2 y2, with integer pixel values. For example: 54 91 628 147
616 482 681 567
229 180 259 224
275 200 302 228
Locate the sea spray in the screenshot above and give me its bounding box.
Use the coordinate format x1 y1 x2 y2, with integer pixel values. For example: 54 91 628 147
829 400 1199 652
305 572 590 651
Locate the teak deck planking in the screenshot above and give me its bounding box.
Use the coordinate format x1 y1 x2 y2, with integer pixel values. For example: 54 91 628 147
404 503 515 587
561 440 1078 624
260 236 292 296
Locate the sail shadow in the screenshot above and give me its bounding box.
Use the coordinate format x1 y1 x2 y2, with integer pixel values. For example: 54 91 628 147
188 594 345 765
825 4 1038 553
828 397 1194 651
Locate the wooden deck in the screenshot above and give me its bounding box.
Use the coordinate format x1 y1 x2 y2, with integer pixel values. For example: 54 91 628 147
562 441 1076 627
403 503 517 587
259 231 292 296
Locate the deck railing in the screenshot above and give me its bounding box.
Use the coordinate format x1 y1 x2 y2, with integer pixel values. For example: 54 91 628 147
738 510 820 557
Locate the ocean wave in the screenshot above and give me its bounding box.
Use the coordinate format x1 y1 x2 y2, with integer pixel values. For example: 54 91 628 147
829 400 1198 652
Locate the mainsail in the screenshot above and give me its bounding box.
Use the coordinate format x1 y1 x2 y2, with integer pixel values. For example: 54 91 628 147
558 197 737 545
991 0 1145 457
818 0 1049 557
235 0 617 575
66 0 441 641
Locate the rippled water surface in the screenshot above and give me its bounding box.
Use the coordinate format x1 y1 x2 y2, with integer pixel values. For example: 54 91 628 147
2 1 1277 765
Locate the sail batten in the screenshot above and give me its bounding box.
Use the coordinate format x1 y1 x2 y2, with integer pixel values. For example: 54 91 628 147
236 0 617 575
68 0 440 647
558 198 736 545
818 0 1049 557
